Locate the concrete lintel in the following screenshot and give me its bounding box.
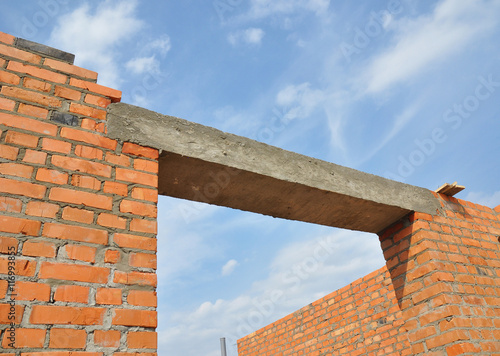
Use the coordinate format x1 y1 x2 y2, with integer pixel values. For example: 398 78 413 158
107 103 441 233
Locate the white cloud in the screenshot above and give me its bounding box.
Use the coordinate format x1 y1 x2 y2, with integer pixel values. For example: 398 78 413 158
49 0 143 87
465 191 500 208
276 82 326 120
228 28 265 46
159 229 385 356
364 0 500 94
221 259 239 276
125 55 160 75
144 35 171 57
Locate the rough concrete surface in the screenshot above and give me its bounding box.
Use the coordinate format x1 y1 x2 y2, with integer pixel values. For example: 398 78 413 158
107 103 441 233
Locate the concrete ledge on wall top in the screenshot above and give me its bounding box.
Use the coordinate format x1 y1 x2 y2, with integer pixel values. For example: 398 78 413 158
107 103 441 233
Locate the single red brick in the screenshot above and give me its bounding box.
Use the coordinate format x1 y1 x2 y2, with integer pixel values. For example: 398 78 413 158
115 168 157 187
94 330 121 348
103 181 128 196
54 285 90 304
0 111 58 135
5 131 39 148
122 142 159 159
105 153 131 167
0 95 14 111
42 222 108 245
114 233 157 251
23 77 52 93
85 94 111 108
0 97 15 111
104 250 121 264
0 162 33 178
0 144 19 160
120 200 157 218
51 155 112 177
131 187 158 203
0 280 7 299
23 149 47 164
0 258 36 277
130 219 157 234
0 196 22 213
97 213 127 230
127 331 157 349
0 215 41 236
0 304 24 323
0 69 21 85
42 138 72 153
134 159 159 173
0 236 18 253
14 281 50 301
23 241 56 258
49 187 112 210
36 168 68 185
112 309 157 328
25 201 59 218
70 103 106 120
44 58 98 80
75 145 103 160
129 253 157 269
1 328 46 348
17 105 48 123
113 271 157 287
1 86 61 108
96 288 122 305
127 290 157 307
49 328 87 349
63 244 97 263
7 61 67 83
39 262 109 284
60 127 117 150
62 207 94 224
0 42 40 62
30 305 106 325
70 78 121 102
0 32 15 45
71 175 102 190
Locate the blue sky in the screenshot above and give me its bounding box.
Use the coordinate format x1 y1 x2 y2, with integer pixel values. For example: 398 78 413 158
2 0 500 355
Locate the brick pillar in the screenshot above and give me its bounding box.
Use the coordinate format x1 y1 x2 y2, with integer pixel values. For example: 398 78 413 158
378 194 500 355
0 32 159 355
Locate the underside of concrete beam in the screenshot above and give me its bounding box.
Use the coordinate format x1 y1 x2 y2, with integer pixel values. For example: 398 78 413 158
107 103 441 233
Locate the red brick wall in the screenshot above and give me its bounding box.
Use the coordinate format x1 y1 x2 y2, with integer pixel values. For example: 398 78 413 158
239 194 500 355
0 31 159 355
238 266 411 356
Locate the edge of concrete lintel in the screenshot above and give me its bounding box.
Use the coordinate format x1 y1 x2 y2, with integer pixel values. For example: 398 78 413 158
106 102 442 219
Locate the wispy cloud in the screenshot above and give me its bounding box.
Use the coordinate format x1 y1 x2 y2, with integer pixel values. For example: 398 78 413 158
276 82 326 120
49 0 143 87
363 0 500 94
221 259 239 276
228 28 265 46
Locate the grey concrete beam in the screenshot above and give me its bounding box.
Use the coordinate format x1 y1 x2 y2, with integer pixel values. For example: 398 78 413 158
107 103 441 233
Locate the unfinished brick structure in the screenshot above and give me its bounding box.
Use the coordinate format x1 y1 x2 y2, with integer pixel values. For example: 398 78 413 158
0 32 498 355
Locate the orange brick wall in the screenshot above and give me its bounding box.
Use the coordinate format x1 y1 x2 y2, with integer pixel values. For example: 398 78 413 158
237 266 412 355
0 32 159 355
239 194 500 355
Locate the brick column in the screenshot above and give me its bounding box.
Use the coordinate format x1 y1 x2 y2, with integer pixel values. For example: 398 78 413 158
0 32 158 355
378 194 500 355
